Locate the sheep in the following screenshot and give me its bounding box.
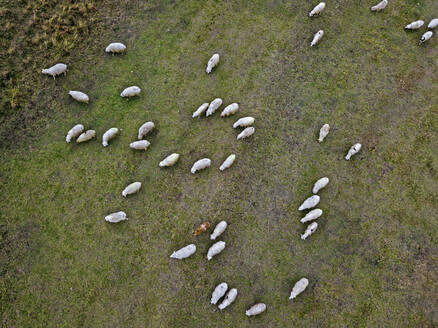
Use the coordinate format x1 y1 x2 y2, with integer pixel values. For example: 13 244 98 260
300 209 323 223
218 288 238 310
191 158 211 174
159 153 180 167
233 117 255 128
246 303 266 316
68 91 89 103
219 154 236 171
311 30 324 47
192 103 209 118
66 124 84 143
428 18 438 29
313 177 329 194
318 124 330 142
138 122 155 139
105 42 126 54
298 195 320 211
76 130 96 143
345 143 362 160
237 127 255 140
170 244 196 259
122 182 141 197
420 31 433 44
301 222 318 240
102 128 119 147
309 2 326 17
220 103 239 117
207 241 226 260
206 98 223 116
404 20 424 30
129 140 150 150
206 53 220 74
193 221 210 236
120 86 141 98
289 278 309 300
210 221 228 240
370 0 387 11
42 63 67 79
211 283 228 305
105 211 128 223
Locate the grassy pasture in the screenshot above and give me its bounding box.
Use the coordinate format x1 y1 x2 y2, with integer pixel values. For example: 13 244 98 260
1 0 437 327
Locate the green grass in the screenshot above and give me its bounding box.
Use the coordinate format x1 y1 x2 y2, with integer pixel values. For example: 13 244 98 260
1 0 438 327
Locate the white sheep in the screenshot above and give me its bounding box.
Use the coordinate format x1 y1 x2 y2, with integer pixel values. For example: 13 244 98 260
105 211 128 223
210 221 228 240
233 117 255 128
289 278 309 300
120 86 141 98
345 143 362 160
370 0 388 11
309 2 326 17
318 124 330 142
237 127 255 140
130 140 150 150
105 42 127 54
206 53 220 74
219 154 236 171
420 31 433 44
68 91 89 103
311 30 324 47
246 303 266 316
76 130 96 143
428 18 438 29
170 244 196 259
312 177 329 194
218 288 238 310
66 124 84 143
310 30 324 47
138 122 155 139
102 128 119 147
211 283 228 304
191 158 211 174
122 182 141 197
207 241 226 260
42 63 67 79
404 20 424 30
220 103 239 117
206 98 223 116
192 103 209 118
159 153 180 167
301 222 318 240
298 195 320 211
300 209 323 223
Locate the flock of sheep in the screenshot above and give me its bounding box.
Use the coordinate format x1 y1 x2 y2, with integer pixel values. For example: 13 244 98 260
370 0 437 44
40 0 436 319
307 1 437 47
